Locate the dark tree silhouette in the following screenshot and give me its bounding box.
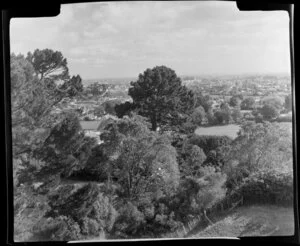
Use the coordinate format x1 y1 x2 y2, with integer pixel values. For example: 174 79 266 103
241 97 255 110
115 101 136 118
27 49 69 82
128 66 195 131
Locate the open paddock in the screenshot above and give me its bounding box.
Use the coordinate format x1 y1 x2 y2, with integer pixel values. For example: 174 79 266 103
195 124 241 139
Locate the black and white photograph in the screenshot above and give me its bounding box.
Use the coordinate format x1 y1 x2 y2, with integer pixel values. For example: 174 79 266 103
10 1 294 241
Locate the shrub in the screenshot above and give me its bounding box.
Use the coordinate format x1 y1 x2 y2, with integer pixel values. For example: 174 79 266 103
88 192 118 233
14 186 50 242
241 97 255 110
81 218 100 237
260 104 280 120
180 144 206 177
170 166 227 222
188 134 232 155
46 183 117 238
235 170 293 206
112 202 145 238
191 106 206 126
31 216 82 241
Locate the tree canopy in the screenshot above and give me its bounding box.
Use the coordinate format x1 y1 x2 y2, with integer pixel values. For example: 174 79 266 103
191 106 206 126
100 115 180 200
193 91 213 112
241 97 255 110
229 95 242 107
128 66 195 131
11 51 86 187
259 104 280 120
26 49 69 82
226 121 292 174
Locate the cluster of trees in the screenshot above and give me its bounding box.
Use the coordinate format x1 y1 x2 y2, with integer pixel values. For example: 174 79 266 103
12 53 293 241
81 83 109 98
12 50 99 241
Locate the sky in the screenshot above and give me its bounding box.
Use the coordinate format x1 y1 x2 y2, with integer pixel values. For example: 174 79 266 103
10 1 291 79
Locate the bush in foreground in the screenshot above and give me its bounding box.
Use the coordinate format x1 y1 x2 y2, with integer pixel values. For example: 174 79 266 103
235 170 293 206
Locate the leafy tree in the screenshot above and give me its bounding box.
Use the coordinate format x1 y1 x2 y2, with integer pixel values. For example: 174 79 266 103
86 83 108 96
224 121 293 190
81 145 110 182
206 108 216 125
241 97 255 110
45 183 117 238
32 216 82 241
180 144 206 177
261 96 283 111
10 53 59 129
112 202 145 238
174 166 227 221
191 106 206 126
194 91 213 112
203 144 231 169
229 95 242 107
214 110 231 124
59 75 83 98
10 53 69 187
102 99 122 115
14 185 50 241
11 51 83 132
26 49 83 103
235 169 293 206
260 104 280 120
128 66 195 131
34 112 97 184
188 134 232 155
214 102 232 124
100 115 180 200
284 94 292 111
231 107 242 123
26 49 69 82
115 101 136 118
11 51 96 241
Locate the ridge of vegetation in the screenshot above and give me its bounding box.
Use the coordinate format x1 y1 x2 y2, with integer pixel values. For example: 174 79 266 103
12 49 293 241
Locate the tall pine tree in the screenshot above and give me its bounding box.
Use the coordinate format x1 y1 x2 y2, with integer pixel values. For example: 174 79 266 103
128 66 195 132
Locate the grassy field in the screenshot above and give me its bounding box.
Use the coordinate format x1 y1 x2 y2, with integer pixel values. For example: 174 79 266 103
195 122 292 140
195 124 241 139
190 205 294 238
80 120 101 130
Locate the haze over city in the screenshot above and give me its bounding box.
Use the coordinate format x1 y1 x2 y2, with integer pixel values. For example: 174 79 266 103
10 1 290 79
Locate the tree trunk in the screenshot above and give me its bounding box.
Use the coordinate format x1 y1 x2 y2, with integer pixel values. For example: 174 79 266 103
203 209 214 225
151 114 157 131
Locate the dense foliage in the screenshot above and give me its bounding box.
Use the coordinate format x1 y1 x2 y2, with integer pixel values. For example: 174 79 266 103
234 170 293 206
188 135 232 155
128 66 196 131
12 53 293 241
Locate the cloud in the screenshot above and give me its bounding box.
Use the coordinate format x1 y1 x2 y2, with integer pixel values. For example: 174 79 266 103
10 1 290 78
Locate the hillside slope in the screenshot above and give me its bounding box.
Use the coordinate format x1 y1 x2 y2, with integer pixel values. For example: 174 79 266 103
189 205 294 238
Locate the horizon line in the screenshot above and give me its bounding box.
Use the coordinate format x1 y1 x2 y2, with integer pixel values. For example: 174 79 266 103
82 72 291 81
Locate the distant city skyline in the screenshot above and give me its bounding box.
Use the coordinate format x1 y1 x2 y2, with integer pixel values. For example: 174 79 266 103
10 1 291 80
83 71 291 82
